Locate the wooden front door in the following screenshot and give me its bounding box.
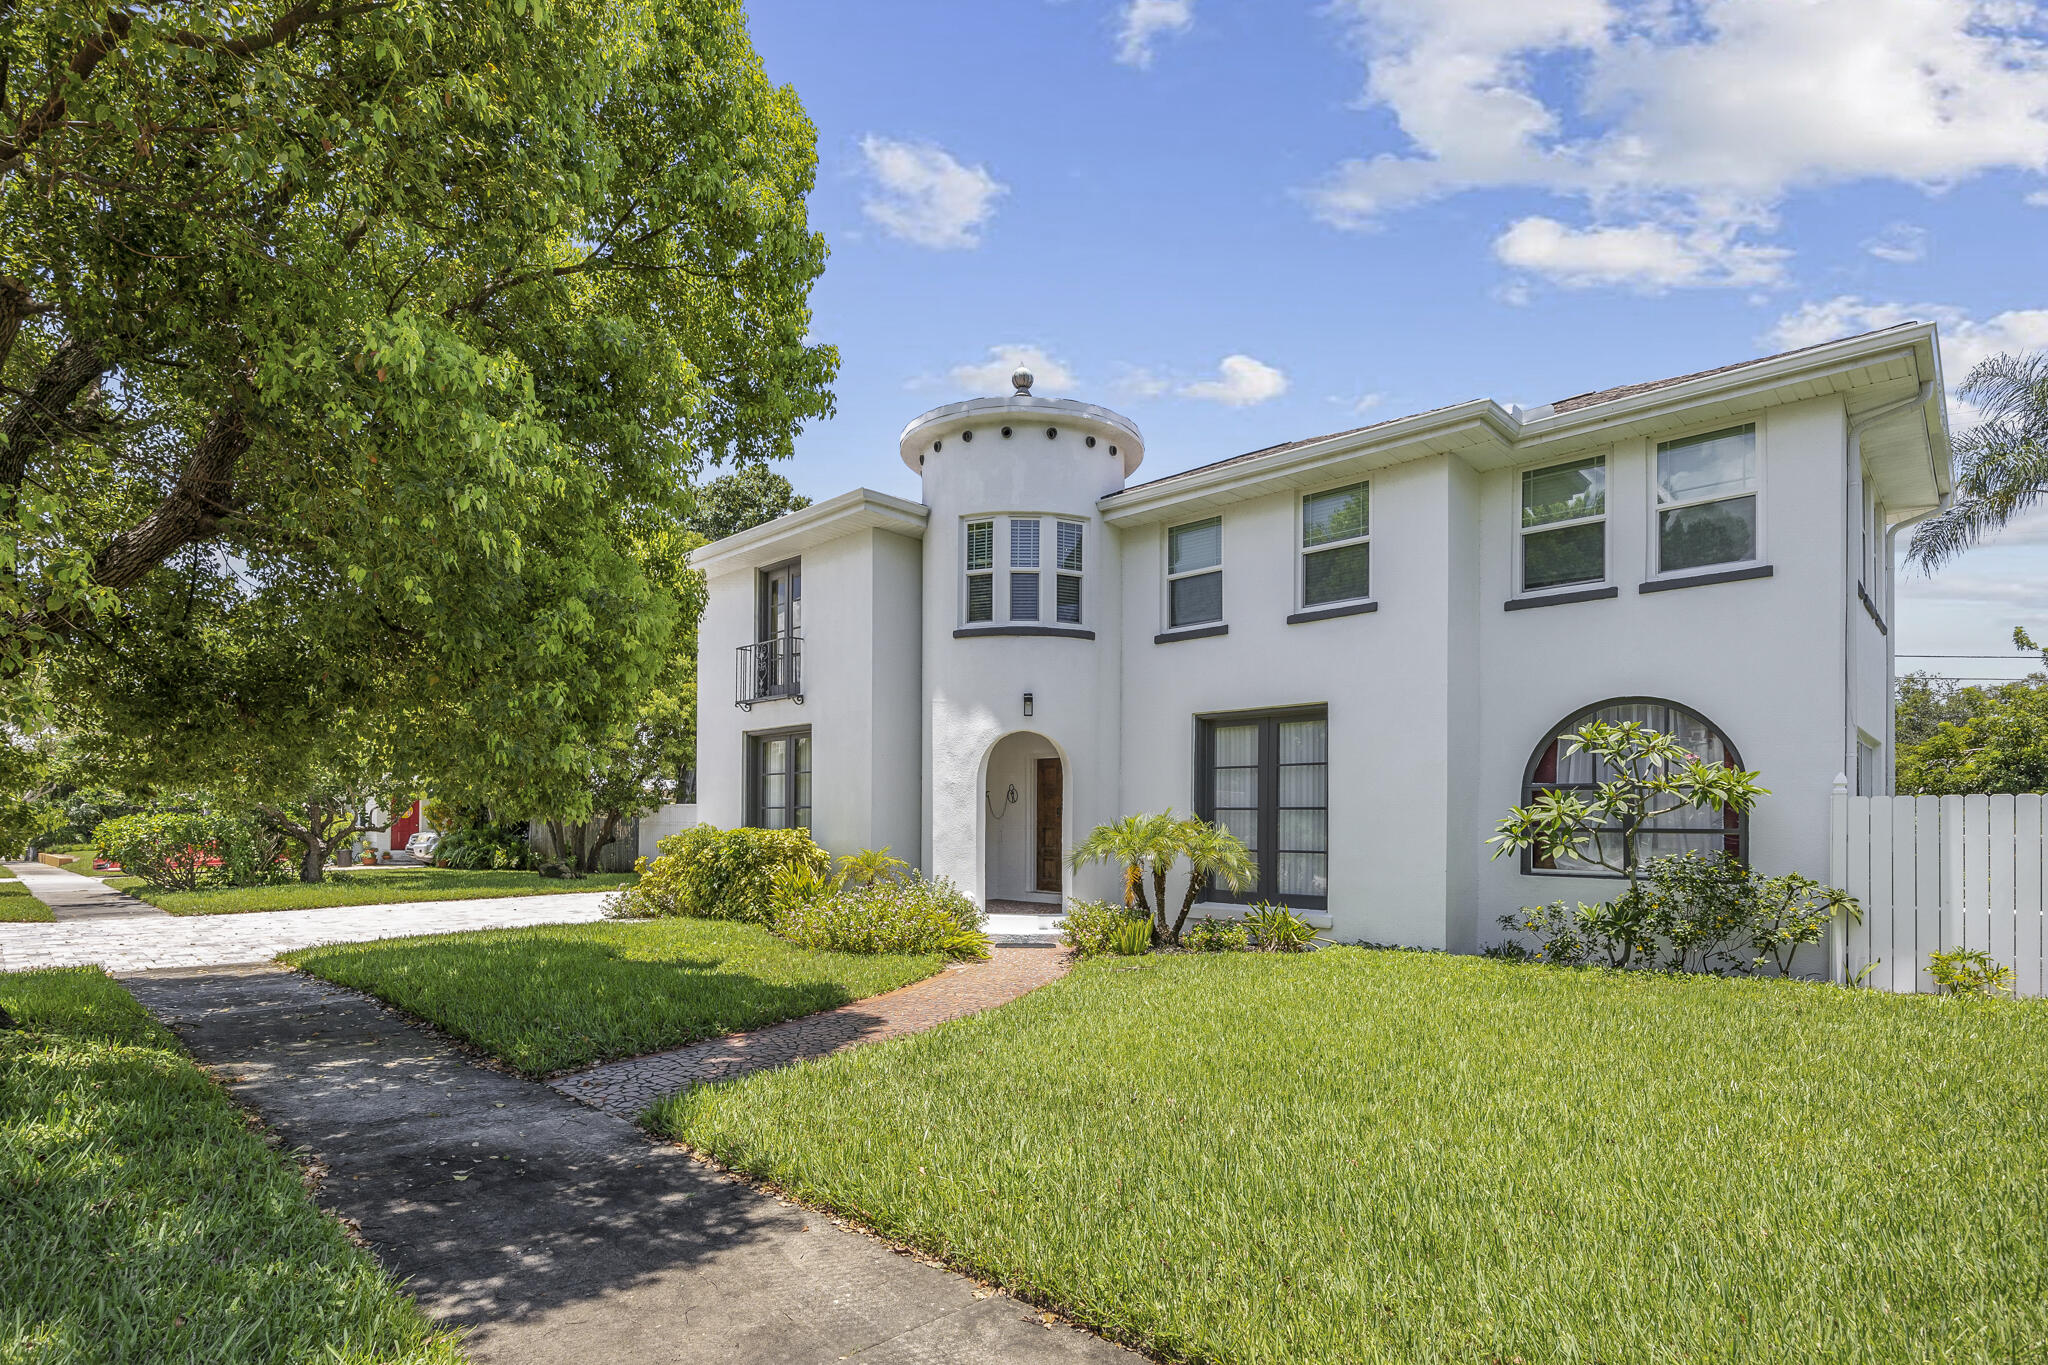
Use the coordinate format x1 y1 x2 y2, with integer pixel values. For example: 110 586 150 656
1035 758 1063 893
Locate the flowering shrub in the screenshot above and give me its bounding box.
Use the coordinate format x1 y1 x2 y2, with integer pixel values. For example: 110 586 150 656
774 871 990 959
91 812 258 891
612 824 829 924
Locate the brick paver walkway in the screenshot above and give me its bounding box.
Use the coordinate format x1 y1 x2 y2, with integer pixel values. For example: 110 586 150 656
553 946 1070 1117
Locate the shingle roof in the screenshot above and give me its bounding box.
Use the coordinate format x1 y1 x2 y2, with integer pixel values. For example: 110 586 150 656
1115 323 1925 496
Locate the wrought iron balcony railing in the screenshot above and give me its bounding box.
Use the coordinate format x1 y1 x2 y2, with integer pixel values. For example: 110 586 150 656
736 635 802 710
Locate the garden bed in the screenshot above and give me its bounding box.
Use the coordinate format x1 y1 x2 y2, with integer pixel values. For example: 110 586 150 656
0 967 459 1362
281 918 945 1075
653 948 2048 1364
115 866 636 915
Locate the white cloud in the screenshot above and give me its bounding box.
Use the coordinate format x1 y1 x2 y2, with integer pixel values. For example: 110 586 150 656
857 136 1006 250
946 344 1078 395
1116 0 1193 68
1494 216 1790 290
2027 189 2048 207
1328 391 1387 416
1863 222 1930 263
1180 354 1290 406
1767 297 2048 397
1308 0 2048 286
1110 365 1174 400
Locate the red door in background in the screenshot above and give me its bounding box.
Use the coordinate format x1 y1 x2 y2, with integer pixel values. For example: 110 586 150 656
391 801 421 850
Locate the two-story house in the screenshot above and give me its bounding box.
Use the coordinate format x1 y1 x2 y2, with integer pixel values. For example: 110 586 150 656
691 323 1952 952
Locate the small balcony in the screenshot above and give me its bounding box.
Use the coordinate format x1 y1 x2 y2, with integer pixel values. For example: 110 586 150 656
737 635 803 710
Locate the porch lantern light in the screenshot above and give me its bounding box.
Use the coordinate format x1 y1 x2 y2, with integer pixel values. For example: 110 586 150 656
1023 692 1034 718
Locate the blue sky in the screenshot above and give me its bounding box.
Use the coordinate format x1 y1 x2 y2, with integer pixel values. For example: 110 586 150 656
744 0 2048 683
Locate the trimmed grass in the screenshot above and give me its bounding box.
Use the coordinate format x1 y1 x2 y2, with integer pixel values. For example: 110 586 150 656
655 948 2048 1364
0 879 52 922
121 866 636 916
0 967 460 1363
282 918 944 1076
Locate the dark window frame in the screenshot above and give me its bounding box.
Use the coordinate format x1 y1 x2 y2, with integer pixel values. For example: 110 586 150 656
1519 696 1746 879
1193 705 1329 911
757 557 801 645
745 725 812 831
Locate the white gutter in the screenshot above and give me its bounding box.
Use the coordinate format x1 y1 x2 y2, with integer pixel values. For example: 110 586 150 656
1841 382 1936 790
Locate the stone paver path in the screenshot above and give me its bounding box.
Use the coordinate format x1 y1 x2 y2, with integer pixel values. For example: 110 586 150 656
4 859 164 921
123 966 1129 1365
0 891 614 972
554 947 1069 1117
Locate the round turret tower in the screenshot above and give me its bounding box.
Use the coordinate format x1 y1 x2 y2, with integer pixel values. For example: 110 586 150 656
899 369 1145 911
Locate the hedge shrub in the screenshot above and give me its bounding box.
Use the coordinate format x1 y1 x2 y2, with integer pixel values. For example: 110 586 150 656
433 824 534 871
1061 898 1152 957
613 824 829 924
91 813 256 891
775 871 990 960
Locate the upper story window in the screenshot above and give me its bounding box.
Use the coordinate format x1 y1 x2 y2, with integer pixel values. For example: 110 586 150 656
1300 482 1370 608
962 514 1085 626
965 520 994 622
1520 455 1606 593
1167 517 1223 628
1655 424 1759 575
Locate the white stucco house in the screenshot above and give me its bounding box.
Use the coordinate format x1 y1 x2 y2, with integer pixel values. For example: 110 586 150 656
691 324 1952 951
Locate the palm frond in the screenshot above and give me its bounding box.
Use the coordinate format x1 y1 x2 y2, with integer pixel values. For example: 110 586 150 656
1908 349 2048 570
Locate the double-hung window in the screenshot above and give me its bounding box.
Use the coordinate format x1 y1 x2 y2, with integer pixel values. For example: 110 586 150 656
1196 708 1328 909
1166 517 1223 629
965 519 995 623
1300 482 1371 607
1519 455 1606 592
1056 521 1084 624
1655 425 1759 574
748 728 811 830
1010 518 1041 621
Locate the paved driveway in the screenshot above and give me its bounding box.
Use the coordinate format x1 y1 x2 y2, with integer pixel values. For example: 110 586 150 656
0 892 616 972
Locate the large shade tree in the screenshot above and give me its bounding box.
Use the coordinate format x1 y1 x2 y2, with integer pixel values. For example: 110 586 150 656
1 1 836 800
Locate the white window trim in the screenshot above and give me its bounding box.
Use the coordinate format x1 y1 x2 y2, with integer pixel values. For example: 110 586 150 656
1297 481 1373 610
1645 419 1767 581
961 512 1087 627
1513 453 1609 598
1164 516 1225 630
1009 516 1041 623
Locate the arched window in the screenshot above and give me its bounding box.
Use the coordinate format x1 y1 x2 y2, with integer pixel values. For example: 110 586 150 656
1522 698 1745 876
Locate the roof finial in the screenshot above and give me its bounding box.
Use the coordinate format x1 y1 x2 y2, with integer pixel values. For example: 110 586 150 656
1010 365 1034 396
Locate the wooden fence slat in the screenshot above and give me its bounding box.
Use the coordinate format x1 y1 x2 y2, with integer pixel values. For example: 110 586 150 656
1867 798 1898 992
1940 795 1966 965
1847 795 1874 987
1915 796 1942 994
1964 794 1991 954
1990 794 2018 978
1890 799 1919 995
2015 796 2044 999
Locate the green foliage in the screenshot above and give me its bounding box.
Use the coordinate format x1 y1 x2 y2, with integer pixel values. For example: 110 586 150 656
4 0 836 824
1896 666 2048 796
1162 816 1257 945
1106 916 1154 957
1244 902 1322 952
614 824 830 924
1060 899 1152 957
0 967 462 1360
1929 948 2016 998
686 465 813 543
1490 720 1767 966
1181 918 1251 952
836 846 911 889
774 872 991 961
1069 814 1173 917
90 811 256 891
1499 853 1860 976
1909 351 2048 569
432 824 535 872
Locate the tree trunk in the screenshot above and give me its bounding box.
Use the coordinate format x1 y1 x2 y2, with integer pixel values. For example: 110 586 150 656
299 839 326 883
0 337 104 496
91 407 248 590
580 813 622 874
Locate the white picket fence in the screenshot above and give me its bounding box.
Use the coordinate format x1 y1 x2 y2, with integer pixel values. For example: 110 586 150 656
1830 790 2048 997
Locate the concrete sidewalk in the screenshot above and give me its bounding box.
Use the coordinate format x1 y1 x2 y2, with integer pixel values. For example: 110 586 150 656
123 966 1131 1365
3 859 163 921
0 891 615 972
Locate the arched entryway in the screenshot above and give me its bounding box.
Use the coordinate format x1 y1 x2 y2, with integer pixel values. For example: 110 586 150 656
981 730 1064 911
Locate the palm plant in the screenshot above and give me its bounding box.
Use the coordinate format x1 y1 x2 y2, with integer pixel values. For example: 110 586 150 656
1909 351 2048 569
1166 817 1256 946
1069 813 1174 918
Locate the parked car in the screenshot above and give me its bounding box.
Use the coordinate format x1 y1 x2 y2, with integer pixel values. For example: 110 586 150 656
405 831 440 861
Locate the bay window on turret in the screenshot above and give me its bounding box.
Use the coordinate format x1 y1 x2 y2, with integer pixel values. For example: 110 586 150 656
961 514 1084 626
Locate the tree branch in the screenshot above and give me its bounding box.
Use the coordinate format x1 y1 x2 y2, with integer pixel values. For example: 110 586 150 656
90 407 248 589
1 336 105 496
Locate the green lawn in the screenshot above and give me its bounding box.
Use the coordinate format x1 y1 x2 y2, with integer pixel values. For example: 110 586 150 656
654 949 2048 1364
118 866 637 915
0 878 52 923
282 919 944 1076
0 967 460 1363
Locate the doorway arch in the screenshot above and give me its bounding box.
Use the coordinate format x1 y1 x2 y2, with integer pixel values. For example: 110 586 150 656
979 730 1066 910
